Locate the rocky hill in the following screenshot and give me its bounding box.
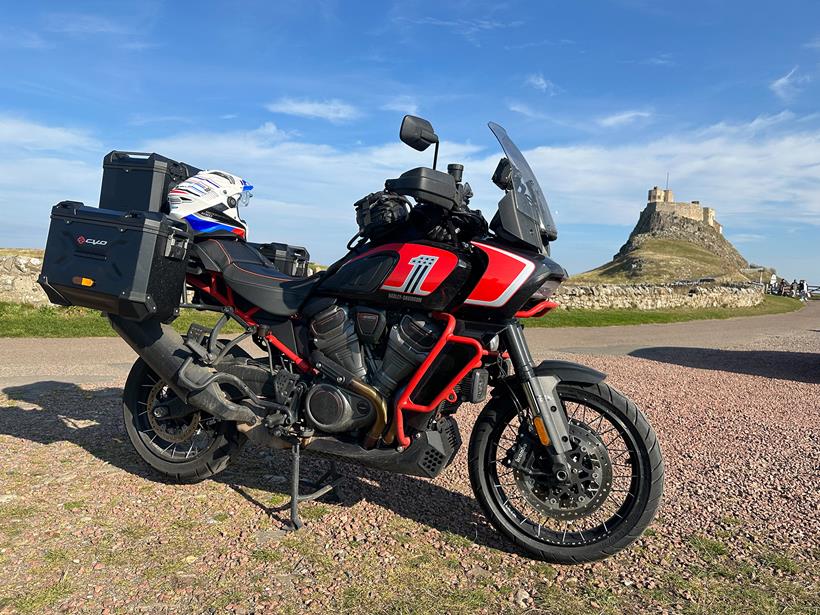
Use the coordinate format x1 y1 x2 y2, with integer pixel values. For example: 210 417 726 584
573 205 751 284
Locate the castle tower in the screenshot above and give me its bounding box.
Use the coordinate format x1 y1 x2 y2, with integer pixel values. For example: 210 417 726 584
648 186 675 205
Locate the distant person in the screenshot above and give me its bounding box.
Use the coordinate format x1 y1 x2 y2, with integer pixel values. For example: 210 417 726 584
799 279 810 302
769 273 777 293
791 279 798 298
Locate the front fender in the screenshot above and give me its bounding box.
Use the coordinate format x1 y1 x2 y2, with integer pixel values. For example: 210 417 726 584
534 360 606 385
490 360 606 410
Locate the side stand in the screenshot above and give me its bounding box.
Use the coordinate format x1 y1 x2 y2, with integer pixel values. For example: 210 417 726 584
286 441 343 531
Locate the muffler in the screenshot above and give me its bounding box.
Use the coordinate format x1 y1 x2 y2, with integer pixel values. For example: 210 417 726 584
109 315 258 425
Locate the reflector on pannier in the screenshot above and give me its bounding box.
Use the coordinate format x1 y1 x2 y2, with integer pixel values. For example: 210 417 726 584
38 201 191 321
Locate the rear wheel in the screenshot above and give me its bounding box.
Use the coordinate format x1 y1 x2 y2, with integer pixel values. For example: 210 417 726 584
468 382 663 563
122 359 244 482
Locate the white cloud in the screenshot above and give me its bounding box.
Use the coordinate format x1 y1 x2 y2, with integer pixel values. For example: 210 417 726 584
804 37 820 50
0 116 98 151
769 66 811 101
597 110 653 128
508 102 546 120
266 98 361 122
0 29 50 49
381 96 419 115
43 13 127 35
5 112 820 271
525 74 560 95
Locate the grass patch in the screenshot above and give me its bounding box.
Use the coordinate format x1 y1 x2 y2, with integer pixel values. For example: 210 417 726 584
688 535 729 559
62 500 85 511
251 548 283 563
299 504 331 521
760 552 801 574
0 301 243 337
526 295 802 328
10 581 73 614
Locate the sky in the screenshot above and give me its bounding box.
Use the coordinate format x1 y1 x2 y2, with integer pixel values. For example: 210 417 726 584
1 0 819 280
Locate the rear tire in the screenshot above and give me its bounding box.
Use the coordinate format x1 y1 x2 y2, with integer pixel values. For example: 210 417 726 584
468 381 663 563
122 358 244 482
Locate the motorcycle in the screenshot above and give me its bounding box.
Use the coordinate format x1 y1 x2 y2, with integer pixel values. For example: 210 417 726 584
39 116 663 563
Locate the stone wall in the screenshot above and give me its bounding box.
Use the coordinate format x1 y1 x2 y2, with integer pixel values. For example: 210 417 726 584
553 283 763 311
0 255 48 305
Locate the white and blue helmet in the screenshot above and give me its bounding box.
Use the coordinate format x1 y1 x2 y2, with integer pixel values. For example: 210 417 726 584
168 170 253 238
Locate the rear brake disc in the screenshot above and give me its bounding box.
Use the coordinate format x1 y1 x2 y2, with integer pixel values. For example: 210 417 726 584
146 381 201 444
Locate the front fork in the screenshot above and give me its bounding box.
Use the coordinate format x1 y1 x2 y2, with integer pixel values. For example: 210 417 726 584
502 322 573 475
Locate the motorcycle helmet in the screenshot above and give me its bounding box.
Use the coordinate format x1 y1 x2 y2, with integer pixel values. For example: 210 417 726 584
168 170 253 239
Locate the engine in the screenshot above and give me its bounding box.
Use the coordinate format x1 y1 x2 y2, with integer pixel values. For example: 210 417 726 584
303 304 439 434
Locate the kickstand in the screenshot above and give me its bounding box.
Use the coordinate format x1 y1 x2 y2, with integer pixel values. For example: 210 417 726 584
286 441 344 531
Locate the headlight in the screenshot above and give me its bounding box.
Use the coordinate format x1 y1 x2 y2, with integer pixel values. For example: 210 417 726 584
532 279 562 300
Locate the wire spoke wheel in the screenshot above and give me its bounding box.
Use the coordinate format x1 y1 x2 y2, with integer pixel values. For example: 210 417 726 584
469 382 663 563
122 358 244 482
134 378 217 463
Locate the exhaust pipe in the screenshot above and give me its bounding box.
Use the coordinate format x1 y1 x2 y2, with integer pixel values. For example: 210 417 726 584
109 315 258 425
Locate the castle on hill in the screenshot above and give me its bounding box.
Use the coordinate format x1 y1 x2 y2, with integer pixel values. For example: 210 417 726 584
645 186 723 235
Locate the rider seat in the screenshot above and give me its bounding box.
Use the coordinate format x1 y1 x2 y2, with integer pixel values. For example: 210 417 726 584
194 239 320 317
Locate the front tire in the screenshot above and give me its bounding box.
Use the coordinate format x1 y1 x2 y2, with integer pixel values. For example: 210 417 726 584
468 382 663 563
122 359 244 482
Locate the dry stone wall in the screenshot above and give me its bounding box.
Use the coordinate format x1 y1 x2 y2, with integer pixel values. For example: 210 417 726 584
0 255 48 305
553 283 763 311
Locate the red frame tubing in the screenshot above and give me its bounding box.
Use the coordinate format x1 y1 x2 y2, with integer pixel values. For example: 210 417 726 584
393 313 487 448
515 299 558 319
186 273 311 373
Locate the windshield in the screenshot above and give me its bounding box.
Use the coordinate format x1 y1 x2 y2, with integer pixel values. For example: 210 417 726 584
488 122 557 249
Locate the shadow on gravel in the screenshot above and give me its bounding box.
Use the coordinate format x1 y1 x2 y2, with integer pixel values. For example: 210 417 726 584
629 347 820 384
0 381 516 555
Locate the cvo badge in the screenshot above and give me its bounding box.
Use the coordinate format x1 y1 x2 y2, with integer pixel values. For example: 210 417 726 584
76 236 108 246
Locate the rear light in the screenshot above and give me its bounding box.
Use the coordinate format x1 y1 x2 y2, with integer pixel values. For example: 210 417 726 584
532 279 562 300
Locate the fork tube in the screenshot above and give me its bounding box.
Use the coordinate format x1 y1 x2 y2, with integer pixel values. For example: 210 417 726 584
502 322 572 457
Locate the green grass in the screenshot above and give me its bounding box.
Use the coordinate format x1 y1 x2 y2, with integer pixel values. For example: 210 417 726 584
526 295 802 328
572 238 749 284
0 295 802 337
0 302 243 337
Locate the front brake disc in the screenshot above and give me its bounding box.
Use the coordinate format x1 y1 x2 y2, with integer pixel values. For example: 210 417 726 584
514 421 613 520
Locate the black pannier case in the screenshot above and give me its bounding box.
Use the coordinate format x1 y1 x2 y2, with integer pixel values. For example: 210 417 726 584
38 202 191 321
99 151 200 213
254 242 311 277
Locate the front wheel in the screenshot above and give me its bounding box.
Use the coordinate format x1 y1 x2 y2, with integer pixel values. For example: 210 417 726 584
468 382 663 563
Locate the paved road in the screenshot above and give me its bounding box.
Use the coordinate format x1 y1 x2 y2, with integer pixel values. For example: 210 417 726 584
0 302 816 388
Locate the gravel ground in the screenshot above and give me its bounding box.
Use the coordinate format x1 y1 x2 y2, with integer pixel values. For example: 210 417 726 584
0 331 818 614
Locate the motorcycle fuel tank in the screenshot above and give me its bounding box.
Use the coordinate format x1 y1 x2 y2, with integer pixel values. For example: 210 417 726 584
319 242 473 311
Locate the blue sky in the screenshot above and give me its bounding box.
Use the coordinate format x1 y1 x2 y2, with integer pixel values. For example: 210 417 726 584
1 0 819 280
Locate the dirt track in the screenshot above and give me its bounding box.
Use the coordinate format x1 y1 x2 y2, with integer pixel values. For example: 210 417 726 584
0 306 818 613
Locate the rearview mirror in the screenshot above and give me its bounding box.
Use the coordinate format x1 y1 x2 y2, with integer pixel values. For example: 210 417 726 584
400 115 438 151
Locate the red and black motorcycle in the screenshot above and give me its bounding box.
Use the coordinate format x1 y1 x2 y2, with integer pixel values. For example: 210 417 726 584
41 116 663 563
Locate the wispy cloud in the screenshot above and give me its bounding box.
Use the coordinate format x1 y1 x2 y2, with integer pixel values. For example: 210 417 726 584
381 96 419 115
266 98 361 122
0 116 98 151
43 13 127 35
769 66 811 101
508 102 547 120
728 233 765 244
0 29 51 49
804 37 820 50
394 16 522 44
525 74 560 95
127 114 193 127
504 38 575 51
597 110 653 128
644 53 675 66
